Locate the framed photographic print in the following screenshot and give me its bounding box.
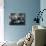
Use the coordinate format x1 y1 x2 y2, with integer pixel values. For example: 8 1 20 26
9 13 25 25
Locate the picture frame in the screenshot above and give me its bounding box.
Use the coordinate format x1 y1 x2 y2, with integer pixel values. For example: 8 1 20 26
9 12 25 25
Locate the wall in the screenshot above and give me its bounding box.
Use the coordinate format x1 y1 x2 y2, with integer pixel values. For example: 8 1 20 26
40 0 46 27
4 0 40 42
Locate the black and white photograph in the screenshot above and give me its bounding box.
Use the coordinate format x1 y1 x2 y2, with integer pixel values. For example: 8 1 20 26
9 13 25 25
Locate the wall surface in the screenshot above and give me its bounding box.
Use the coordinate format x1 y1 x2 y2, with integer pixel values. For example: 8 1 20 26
4 0 40 42
40 0 46 27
